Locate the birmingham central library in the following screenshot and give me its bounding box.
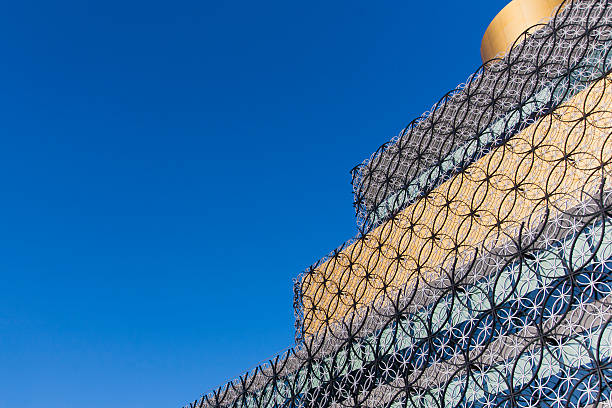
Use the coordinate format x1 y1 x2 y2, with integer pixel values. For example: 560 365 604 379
184 0 612 407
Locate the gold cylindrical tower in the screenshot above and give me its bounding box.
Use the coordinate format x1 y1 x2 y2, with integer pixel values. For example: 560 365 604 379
481 0 565 62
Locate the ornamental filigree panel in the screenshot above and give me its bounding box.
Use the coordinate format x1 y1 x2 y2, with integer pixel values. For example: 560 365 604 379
184 1 612 407
298 73 612 336
350 0 612 231
188 190 612 408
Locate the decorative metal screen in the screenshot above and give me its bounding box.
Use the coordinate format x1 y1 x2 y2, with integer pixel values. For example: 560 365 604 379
350 0 612 232
184 1 612 407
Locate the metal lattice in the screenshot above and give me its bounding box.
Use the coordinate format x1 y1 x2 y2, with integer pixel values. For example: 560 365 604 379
184 1 612 407
350 0 612 232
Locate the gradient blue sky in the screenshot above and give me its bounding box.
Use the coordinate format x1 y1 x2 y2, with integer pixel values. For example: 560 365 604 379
0 1 510 407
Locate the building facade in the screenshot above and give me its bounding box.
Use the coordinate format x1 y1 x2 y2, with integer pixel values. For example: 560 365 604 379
185 1 612 407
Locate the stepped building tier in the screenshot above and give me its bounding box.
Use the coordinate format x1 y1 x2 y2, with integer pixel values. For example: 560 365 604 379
184 1 612 408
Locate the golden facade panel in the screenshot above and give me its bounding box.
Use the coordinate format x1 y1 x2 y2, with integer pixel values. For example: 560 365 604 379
300 74 612 336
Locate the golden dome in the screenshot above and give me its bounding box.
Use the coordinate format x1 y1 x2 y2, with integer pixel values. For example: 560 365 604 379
481 0 565 62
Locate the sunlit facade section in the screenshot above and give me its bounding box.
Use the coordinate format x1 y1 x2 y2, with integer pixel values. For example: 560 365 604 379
184 2 612 408
299 73 612 335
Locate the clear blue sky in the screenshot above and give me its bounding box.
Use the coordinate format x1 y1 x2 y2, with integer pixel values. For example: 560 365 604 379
0 1 510 407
